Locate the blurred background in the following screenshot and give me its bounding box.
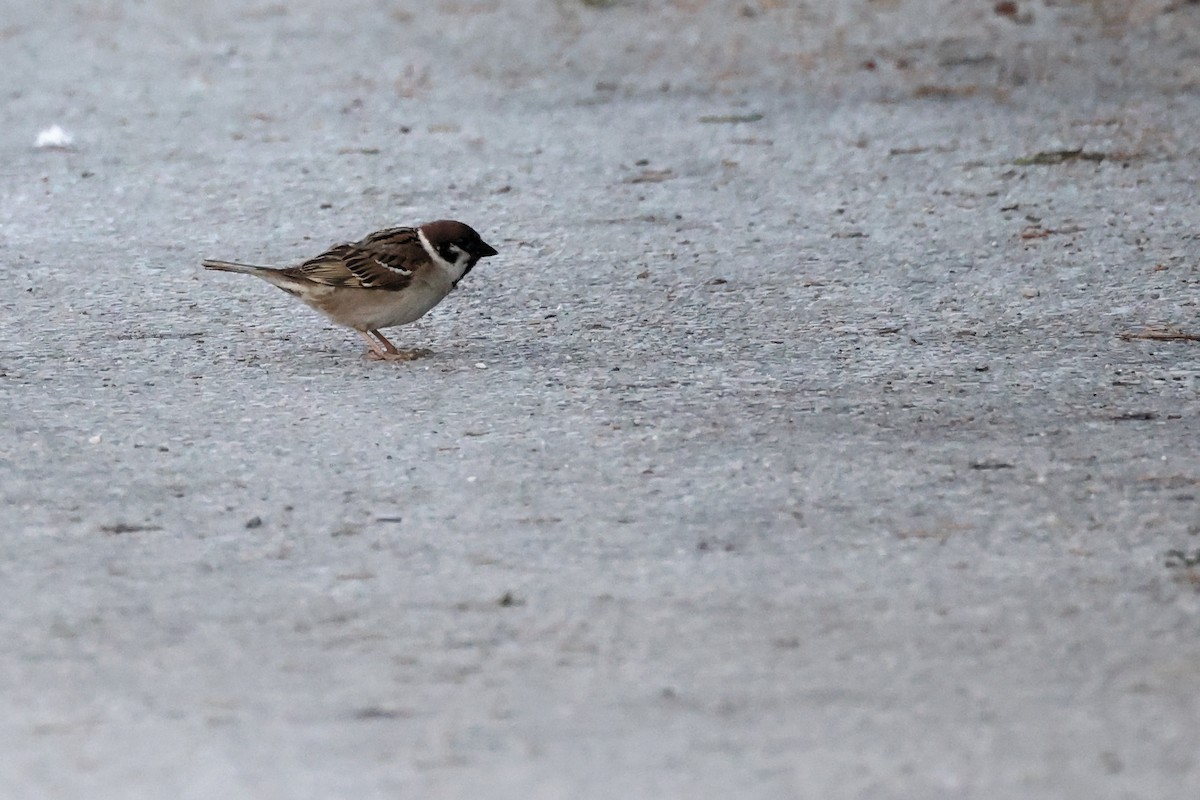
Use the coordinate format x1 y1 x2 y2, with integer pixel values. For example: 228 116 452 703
5 0 1198 260
5 1 1199 116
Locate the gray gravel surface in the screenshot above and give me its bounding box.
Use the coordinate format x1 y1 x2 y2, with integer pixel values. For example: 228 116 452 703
3 1 1200 798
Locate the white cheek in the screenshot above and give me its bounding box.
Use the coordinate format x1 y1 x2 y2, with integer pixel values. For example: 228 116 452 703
446 245 471 281
418 229 472 284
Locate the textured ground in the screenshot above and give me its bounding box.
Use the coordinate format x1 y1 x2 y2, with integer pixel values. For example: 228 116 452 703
2 1 1200 798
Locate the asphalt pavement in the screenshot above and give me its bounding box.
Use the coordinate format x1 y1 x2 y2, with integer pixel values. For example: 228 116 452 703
2 2 1199 797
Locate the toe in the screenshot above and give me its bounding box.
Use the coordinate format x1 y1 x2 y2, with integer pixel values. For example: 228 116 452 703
382 348 432 362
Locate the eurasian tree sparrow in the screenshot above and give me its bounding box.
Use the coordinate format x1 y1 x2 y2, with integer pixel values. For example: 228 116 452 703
203 220 497 360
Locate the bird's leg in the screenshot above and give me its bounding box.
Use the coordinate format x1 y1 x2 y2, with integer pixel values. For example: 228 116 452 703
361 330 431 362
369 330 400 354
358 330 392 359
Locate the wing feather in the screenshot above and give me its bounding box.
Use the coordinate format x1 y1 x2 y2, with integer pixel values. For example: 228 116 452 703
282 227 428 290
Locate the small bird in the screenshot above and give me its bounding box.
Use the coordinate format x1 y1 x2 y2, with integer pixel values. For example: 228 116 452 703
203 220 498 360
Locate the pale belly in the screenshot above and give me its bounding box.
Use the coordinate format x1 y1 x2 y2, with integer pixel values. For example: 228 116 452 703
306 280 452 331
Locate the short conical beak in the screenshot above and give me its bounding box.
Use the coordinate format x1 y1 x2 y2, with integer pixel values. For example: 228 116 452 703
476 240 498 258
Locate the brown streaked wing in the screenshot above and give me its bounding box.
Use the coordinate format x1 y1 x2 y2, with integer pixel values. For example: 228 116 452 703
354 226 422 252
285 228 427 290
285 244 362 287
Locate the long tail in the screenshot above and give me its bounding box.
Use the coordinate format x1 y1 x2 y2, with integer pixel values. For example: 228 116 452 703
203 258 313 298
202 259 275 275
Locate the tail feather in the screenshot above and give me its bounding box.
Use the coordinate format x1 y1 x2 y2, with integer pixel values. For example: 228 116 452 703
203 258 312 298
202 259 273 275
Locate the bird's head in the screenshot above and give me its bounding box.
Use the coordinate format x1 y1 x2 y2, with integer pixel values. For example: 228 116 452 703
419 219 498 284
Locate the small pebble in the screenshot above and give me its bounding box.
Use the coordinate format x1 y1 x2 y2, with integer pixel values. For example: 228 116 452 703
35 124 73 148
